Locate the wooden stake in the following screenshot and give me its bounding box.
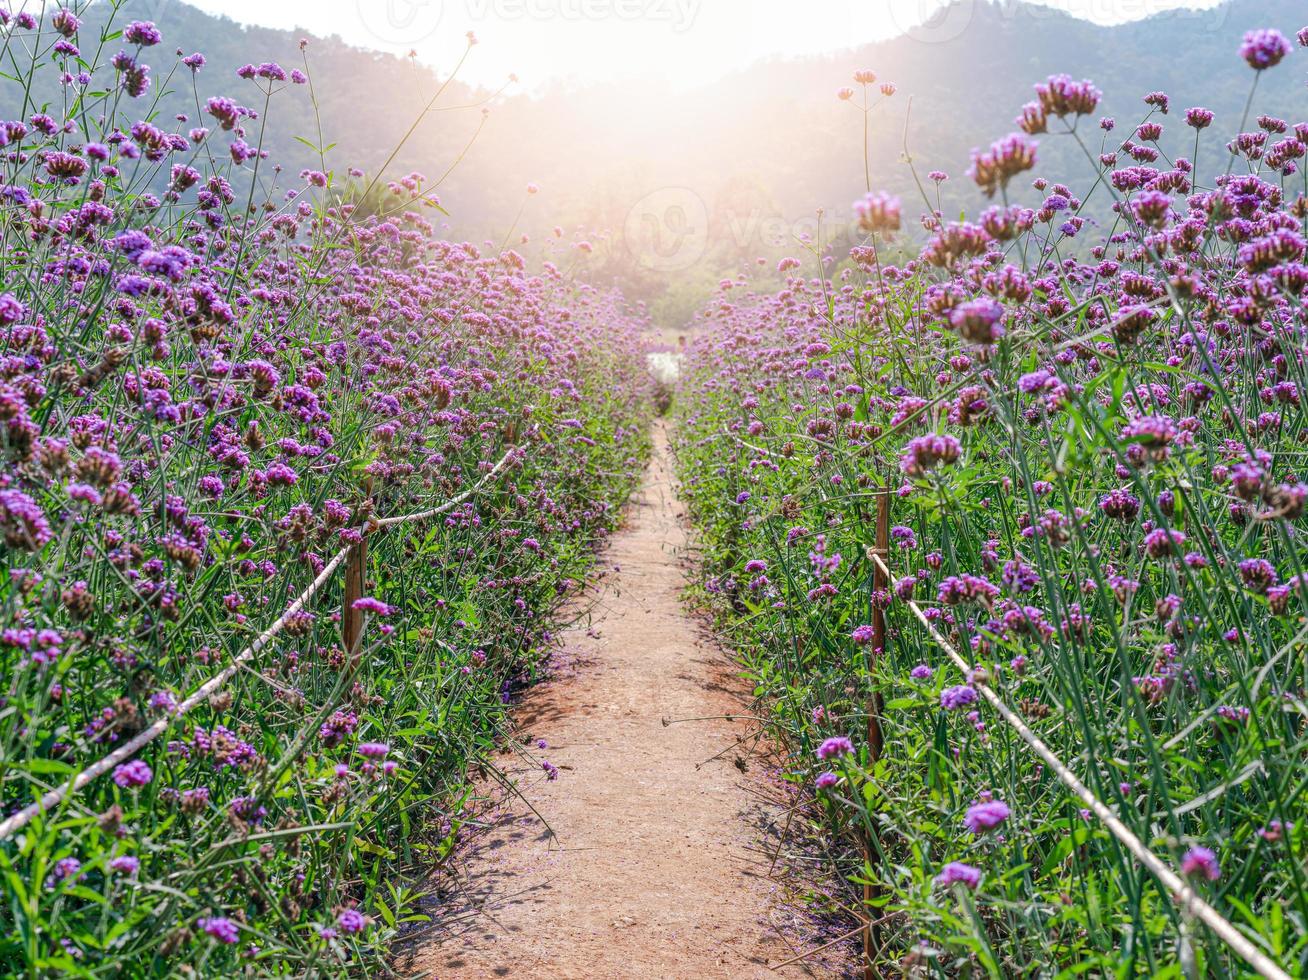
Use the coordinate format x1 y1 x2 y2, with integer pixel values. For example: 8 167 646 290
342 538 366 655
864 483 891 979
342 477 374 655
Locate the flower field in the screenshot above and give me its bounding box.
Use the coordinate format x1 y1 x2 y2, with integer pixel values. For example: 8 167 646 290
0 6 650 975
676 35 1308 979
6 1 1308 976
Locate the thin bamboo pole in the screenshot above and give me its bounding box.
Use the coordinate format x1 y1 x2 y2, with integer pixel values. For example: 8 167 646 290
863 483 891 978
0 449 517 841
867 550 1292 980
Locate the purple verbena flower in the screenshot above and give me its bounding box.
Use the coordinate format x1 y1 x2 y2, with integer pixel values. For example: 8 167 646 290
935 861 982 889
337 908 368 934
940 685 978 710
109 855 140 875
112 760 152 789
1181 846 1220 881
1240 29 1292 70
963 799 1011 834
816 736 853 760
198 916 240 943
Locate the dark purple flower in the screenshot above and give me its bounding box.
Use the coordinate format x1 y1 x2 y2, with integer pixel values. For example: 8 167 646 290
1099 489 1140 520
948 297 1006 346
112 760 153 788
337 909 368 934
940 685 978 710
198 917 240 943
900 434 962 478
51 9 81 37
50 857 82 885
1181 846 1220 881
1035 74 1101 117
1240 29 1292 70
935 861 982 889
963 799 1010 834
891 525 918 550
938 574 999 606
1238 559 1278 594
0 292 24 325
816 736 853 760
0 490 53 551
1143 528 1186 559
109 855 140 875
124 21 162 46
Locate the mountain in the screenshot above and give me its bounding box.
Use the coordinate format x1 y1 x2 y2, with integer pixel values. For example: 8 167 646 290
13 0 1308 324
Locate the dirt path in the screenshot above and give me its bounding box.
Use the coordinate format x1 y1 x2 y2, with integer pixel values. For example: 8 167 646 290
406 422 854 979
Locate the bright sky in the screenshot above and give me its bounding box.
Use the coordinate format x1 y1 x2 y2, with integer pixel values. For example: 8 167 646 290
189 0 1221 90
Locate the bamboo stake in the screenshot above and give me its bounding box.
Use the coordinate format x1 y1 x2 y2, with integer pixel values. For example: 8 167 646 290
863 483 891 978
341 539 366 654
342 476 374 655
0 448 517 841
867 550 1291 980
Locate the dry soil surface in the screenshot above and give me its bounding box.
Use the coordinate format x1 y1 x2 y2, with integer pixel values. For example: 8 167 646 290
405 421 855 979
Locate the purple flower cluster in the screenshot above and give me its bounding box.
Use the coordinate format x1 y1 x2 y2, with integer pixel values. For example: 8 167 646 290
0 7 658 972
674 49 1308 957
935 861 983 889
938 574 1000 606
1180 846 1221 881
1240 29 1292 70
900 434 963 478
112 760 152 789
963 799 1011 834
940 685 978 710
817 736 854 760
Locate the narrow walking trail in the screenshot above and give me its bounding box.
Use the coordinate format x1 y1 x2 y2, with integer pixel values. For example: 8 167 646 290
408 422 852 979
